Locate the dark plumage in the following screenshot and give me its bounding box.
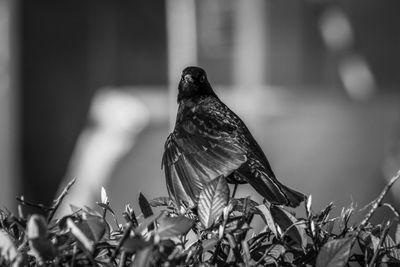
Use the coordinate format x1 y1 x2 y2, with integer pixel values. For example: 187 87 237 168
162 66 305 208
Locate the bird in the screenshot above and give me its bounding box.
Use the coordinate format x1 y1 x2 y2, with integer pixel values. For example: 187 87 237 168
162 66 305 209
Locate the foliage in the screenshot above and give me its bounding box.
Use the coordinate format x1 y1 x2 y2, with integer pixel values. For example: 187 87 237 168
1 172 400 266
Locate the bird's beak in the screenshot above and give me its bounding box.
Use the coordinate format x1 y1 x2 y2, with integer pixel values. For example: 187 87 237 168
184 74 194 84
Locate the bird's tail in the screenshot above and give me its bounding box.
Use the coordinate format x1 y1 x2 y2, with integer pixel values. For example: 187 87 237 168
279 184 306 208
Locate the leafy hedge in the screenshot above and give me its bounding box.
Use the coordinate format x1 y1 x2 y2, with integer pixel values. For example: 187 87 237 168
1 171 400 266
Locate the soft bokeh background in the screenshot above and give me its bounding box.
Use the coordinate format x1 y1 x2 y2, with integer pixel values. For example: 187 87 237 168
1 0 400 222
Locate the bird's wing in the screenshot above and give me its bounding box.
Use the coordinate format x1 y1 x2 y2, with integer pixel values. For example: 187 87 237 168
162 100 247 206
235 129 306 207
206 100 301 206
235 156 289 205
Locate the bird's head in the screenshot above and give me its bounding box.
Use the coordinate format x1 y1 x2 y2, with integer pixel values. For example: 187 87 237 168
177 66 215 102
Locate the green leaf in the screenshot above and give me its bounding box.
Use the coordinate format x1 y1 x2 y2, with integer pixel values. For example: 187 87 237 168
132 245 153 267
306 195 312 217
124 204 139 227
101 186 108 204
26 214 48 239
359 230 379 254
26 215 57 262
139 193 154 218
383 234 400 260
231 198 259 214
316 237 353 267
83 205 102 217
96 202 115 215
339 203 354 232
198 176 230 228
255 204 277 236
135 211 165 234
149 197 172 207
0 229 23 266
264 244 286 265
251 244 285 263
202 237 219 251
316 202 334 223
77 214 109 242
67 218 94 253
283 252 294 264
325 220 335 235
69 204 82 213
251 245 269 261
157 215 194 238
122 236 150 253
395 223 400 245
270 206 307 248
139 193 154 231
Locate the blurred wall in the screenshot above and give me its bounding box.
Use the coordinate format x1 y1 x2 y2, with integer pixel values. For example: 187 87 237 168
0 0 17 209
19 1 166 208
198 0 400 89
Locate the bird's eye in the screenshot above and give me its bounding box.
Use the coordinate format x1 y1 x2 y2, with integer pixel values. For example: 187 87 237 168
200 75 206 82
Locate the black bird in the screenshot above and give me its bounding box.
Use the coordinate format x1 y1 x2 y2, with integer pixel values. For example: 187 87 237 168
162 66 305 208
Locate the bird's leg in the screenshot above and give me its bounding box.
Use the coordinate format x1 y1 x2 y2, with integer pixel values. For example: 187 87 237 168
231 184 238 199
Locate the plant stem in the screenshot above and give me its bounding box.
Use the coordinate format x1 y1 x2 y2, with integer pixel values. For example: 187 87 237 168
47 178 77 222
232 184 238 199
360 170 400 228
16 197 52 211
119 251 127 267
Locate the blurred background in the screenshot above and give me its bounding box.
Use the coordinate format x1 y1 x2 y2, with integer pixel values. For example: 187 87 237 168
1 0 400 221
